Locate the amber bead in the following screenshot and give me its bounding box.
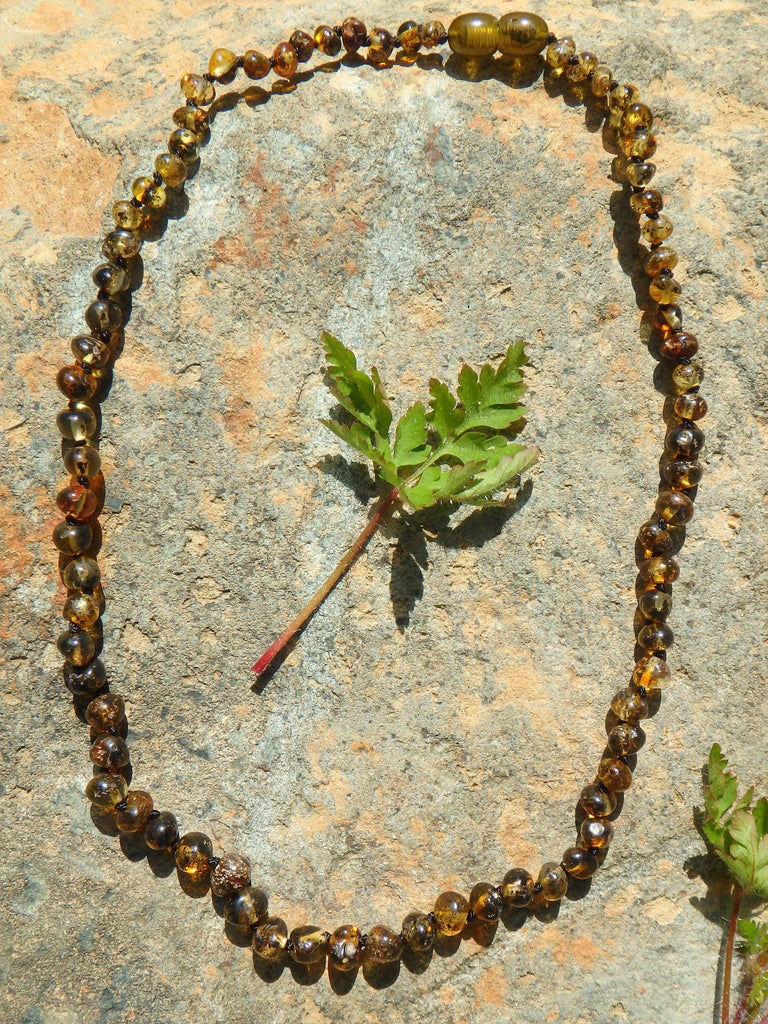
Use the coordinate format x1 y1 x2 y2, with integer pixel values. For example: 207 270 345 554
90 733 129 769
397 20 421 53
637 519 673 558
622 101 653 132
289 29 315 62
85 297 123 333
328 924 364 971
620 128 656 160
598 756 633 792
497 11 548 56
62 555 100 590
538 862 568 901
639 588 673 620
211 852 251 897
625 161 656 187
172 105 209 133
57 628 95 666
53 519 92 555
71 335 110 371
154 152 187 188
86 771 127 808
144 810 179 851
112 199 143 231
642 214 673 246
180 72 214 105
92 262 129 295
56 364 96 402
590 64 613 98
608 721 646 756
115 790 153 833
420 20 446 48
63 444 101 480
470 881 503 921
566 51 598 83
500 867 534 908
401 911 435 950
545 35 575 70
579 782 616 818
664 458 703 489
64 658 106 696
313 25 341 56
365 925 404 963
63 591 100 629
102 228 142 261
289 925 328 963
666 424 705 458
562 846 599 879
611 686 649 721
368 27 394 63
433 891 469 935
609 81 640 112
674 392 708 421
661 331 698 361
208 47 238 80
243 48 271 78
253 916 288 959
649 251 680 284
168 128 199 163
633 653 671 691
224 885 268 927
657 304 684 333
581 816 615 849
672 361 705 393
449 12 499 56
341 16 367 53
175 831 213 875
655 490 694 526
85 692 125 731
649 272 682 305
638 621 674 651
638 555 680 584
132 175 166 210
56 483 97 520
631 188 664 216
272 41 298 78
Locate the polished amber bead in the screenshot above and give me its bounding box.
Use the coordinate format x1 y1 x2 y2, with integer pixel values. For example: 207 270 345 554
666 424 705 457
674 392 708 421
56 364 97 402
86 771 127 808
664 458 703 489
448 12 499 57
92 262 129 294
144 810 179 851
242 49 270 80
64 658 106 696
620 128 656 160
211 852 251 896
566 51 598 83
53 520 92 555
657 303 684 333
581 816 615 848
62 555 100 590
313 25 341 56
56 483 97 520
579 782 616 818
63 591 100 629
562 846 598 879
638 621 674 651
590 64 613 98
501 867 534 908
154 152 187 188
608 82 640 111
655 490 694 526
497 12 548 56
85 692 125 731
115 790 153 833
289 925 328 963
538 862 568 901
180 72 214 105
85 297 122 333
272 41 298 78
649 272 682 305
545 35 575 70
329 924 364 971
672 361 705 393
71 335 110 371
172 105 209 133
175 831 213 875
622 102 653 132
608 720 646 756
660 331 698 360
639 587 673 620
611 686 649 721
224 885 268 927
420 20 446 47
598 756 633 792
91 733 129 768
397 20 421 53
638 555 680 584
401 911 435 950
470 881 503 921
112 199 143 231
368 27 394 63
253 916 288 959
365 924 404 963
631 188 664 216
341 16 367 53
290 30 315 62
131 175 166 210
63 443 101 479
642 215 673 246
625 161 656 187
102 228 142 260
434 891 469 935
208 47 238 80
57 628 95 666
633 653 671 691
168 128 199 163
637 519 673 558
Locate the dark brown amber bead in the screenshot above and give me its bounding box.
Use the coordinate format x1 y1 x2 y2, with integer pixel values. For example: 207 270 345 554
611 686 649 721
598 756 633 792
112 199 143 231
497 11 548 55
313 25 341 56
368 27 394 63
434 891 469 935
638 621 674 651
57 628 95 667
420 20 446 47
562 846 599 879
85 692 125 731
538 862 568 901
86 771 127 808
85 298 123 333
154 152 187 188
53 520 92 555
168 128 199 163
341 16 367 53
243 49 271 78
364 925 404 963
655 490 694 526
62 555 100 590
625 161 656 187
208 47 238 80
57 364 97 402
470 882 503 921
102 229 142 260
637 519 673 558
401 911 435 950
224 885 268 927
674 392 708 421
144 810 179 851
90 733 129 769
175 831 213 876
579 782 616 818
63 591 100 628
638 555 680 584
289 925 328 963
328 924 364 971
581 816 615 849
448 12 499 56
64 657 106 696
639 588 672 620
272 41 298 77
253 916 288 959
172 105 209 133
630 188 663 215
657 303 684 334
660 330 698 360
664 458 703 489
666 424 705 458
180 72 214 105
115 790 153 833
56 483 98 520
211 851 251 897
71 335 111 370
608 721 646 756
501 867 535 908
633 653 671 691
289 29 315 61
63 444 101 479
645 245 678 276
397 20 421 53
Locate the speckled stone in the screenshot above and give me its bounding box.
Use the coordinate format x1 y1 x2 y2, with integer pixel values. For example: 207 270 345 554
2 2 768 1024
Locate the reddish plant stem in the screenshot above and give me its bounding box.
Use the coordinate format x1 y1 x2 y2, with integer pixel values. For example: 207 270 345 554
732 989 749 1024
252 487 400 675
724 889 743 1024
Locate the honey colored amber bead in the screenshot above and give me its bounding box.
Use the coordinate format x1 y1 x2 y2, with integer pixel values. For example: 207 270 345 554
115 790 153 833
91 733 129 768
658 306 684 336
660 330 698 360
590 64 613 97
289 925 328 963
253 916 288 959
633 653 671 691
638 621 674 651
611 686 649 721
368 27 394 63
401 911 435 950
364 924 404 963
639 587 673 620
666 423 705 457
57 628 95 666
56 483 97 520
497 11 548 56
208 47 238 80
631 188 664 216
64 444 101 479
86 771 127 808
566 51 598 83
672 361 705 393
175 831 213 875
243 48 271 79
397 20 421 53
470 881 503 921
53 520 92 555
501 867 534 908
85 297 123 333
420 20 446 47
341 16 367 53
609 81 639 110
622 101 653 132
180 72 214 105
313 25 341 56
64 658 106 696
642 214 673 245
63 591 100 629
131 175 166 210
152 153 187 190
62 555 100 590
581 816 615 848
172 105 209 133
637 519 673 558
224 885 268 927
598 756 633 792
211 852 251 897
92 262 129 295
144 810 179 851
448 12 499 57
664 458 703 489
620 129 656 160
625 161 656 187
329 924 364 971
674 392 708 421
638 555 680 584
56 364 97 402
290 30 315 62
168 128 199 163
434 891 469 935
579 782 616 818
102 228 142 261
71 335 110 371
608 720 646 756
112 199 143 231
562 846 599 879
272 41 298 78
649 272 682 305
538 862 568 901
655 490 694 526
85 692 125 731
545 35 575 70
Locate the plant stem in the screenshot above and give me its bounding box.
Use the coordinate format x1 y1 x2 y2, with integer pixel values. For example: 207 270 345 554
732 989 749 1024
724 889 743 1024
252 487 400 676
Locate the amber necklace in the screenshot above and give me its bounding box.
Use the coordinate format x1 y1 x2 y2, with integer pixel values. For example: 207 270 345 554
54 11 706 981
